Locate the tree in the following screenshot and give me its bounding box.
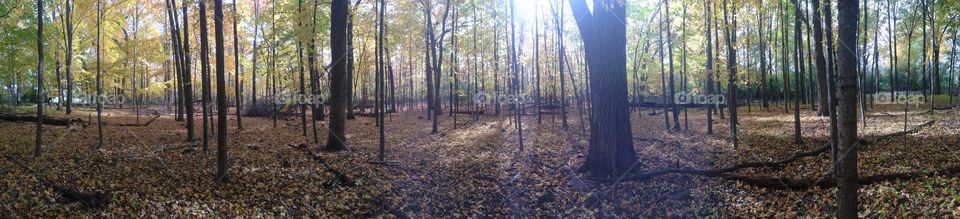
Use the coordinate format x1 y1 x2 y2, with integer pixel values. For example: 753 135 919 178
722 0 739 149
757 4 769 110
199 0 212 151
252 0 259 105
835 0 859 216
232 0 242 130
377 0 386 161
666 0 680 131
298 0 308 138
181 0 196 143
569 0 637 177
64 0 74 115
96 0 104 148
552 0 568 128
508 0 525 150
214 0 229 183
326 0 349 151
705 0 715 135
34 0 44 158
811 0 830 117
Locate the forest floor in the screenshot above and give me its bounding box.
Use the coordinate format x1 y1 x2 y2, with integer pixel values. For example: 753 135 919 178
1 103 959 217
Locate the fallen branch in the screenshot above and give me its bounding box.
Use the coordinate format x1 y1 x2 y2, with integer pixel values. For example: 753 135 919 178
593 120 936 183
861 120 934 144
2 155 110 209
725 165 960 190
107 114 160 127
289 144 356 188
591 144 831 183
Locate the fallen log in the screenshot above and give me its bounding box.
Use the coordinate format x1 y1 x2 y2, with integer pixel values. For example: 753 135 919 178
0 114 82 126
591 143 832 183
3 155 110 209
725 165 960 190
593 120 936 184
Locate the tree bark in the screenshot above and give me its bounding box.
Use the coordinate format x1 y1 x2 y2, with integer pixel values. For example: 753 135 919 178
35 0 45 157
722 0 739 149
326 0 350 151
705 0 714 135
569 0 637 177
835 0 860 217
181 0 196 142
214 0 229 183
200 0 212 151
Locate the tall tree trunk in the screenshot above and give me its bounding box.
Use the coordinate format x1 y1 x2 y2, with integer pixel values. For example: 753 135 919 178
298 0 308 138
377 0 386 161
555 0 568 128
758 10 769 110
309 0 322 143
233 0 242 130
667 0 680 131
658 3 670 130
132 3 141 124
722 0 739 149
271 0 278 127
65 0 74 114
327 0 350 151
346 4 357 120
35 0 45 157
706 0 715 135
96 0 104 147
835 0 860 216
510 0 525 150
569 0 637 177
252 0 258 105
929 0 943 95
885 0 897 98
825 0 842 176
681 0 689 129
200 0 212 151
214 0 229 183
181 0 196 142
811 0 830 117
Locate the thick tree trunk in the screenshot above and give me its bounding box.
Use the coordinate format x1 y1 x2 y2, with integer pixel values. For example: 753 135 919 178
326 0 349 151
569 0 637 178
835 0 860 217
811 0 830 117
181 0 196 142
214 0 229 183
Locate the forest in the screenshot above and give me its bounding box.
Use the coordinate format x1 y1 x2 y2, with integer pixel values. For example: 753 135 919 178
1 0 959 217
